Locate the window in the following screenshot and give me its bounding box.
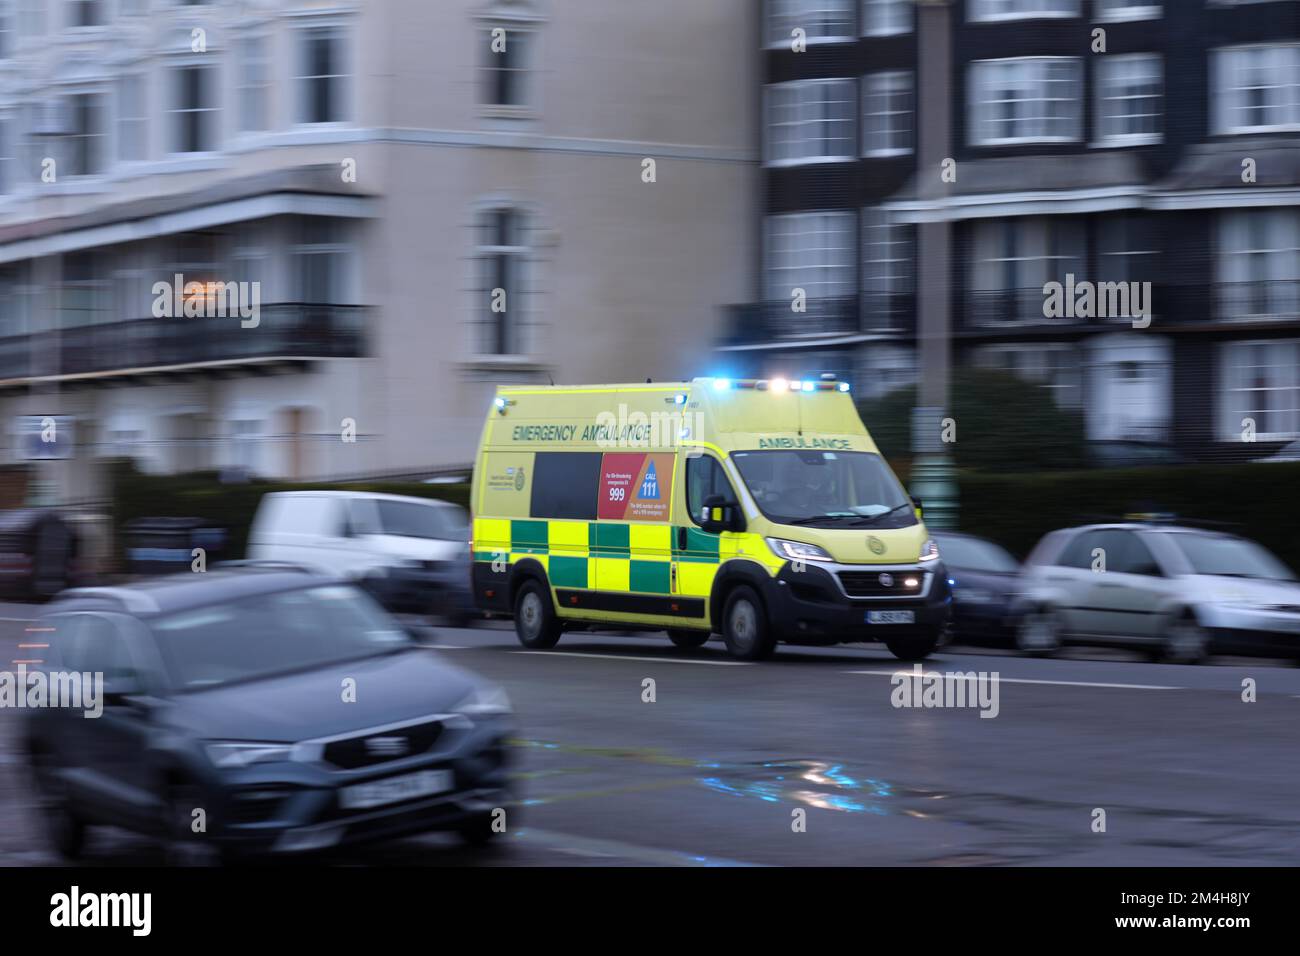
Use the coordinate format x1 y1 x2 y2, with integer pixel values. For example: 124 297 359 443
480 24 533 109
238 35 270 132
1220 340 1300 440
65 93 106 176
1098 214 1158 287
0 117 10 194
1213 45 1300 133
969 58 1082 145
230 419 262 475
17 0 42 40
67 0 103 28
116 75 146 163
862 208 913 329
968 217 1086 323
686 455 735 527
862 71 912 156
765 79 856 165
1096 54 1162 144
767 0 855 46
56 614 136 683
765 211 856 309
61 251 108 328
862 0 910 36
1084 530 1161 575
1094 0 1160 20
1218 211 1300 319
972 345 1082 407
968 0 1078 20
531 452 601 521
475 206 529 355
0 1 12 57
169 64 218 153
297 25 349 124
293 219 353 304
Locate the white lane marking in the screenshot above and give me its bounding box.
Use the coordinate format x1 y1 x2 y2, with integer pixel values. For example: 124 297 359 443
844 669 1181 690
514 650 751 666
429 644 470 649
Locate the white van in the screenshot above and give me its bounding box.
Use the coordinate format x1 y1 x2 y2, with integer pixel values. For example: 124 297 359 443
247 491 474 624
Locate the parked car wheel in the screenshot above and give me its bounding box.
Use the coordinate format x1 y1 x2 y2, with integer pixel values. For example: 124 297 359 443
1163 611 1210 664
513 580 562 649
1017 607 1063 656
31 751 86 860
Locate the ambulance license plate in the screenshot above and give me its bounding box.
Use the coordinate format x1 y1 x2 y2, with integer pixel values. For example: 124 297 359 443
867 610 914 625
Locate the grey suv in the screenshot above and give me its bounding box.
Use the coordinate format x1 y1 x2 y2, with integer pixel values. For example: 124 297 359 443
1017 523 1300 663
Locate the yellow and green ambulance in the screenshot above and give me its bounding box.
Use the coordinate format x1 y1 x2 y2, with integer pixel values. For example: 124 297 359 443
470 376 950 660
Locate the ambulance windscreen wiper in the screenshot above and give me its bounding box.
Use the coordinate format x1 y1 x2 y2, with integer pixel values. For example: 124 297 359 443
787 513 862 526
850 503 914 527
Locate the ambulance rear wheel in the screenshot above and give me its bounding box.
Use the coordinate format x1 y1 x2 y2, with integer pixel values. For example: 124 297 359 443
514 580 562 649
667 629 710 649
721 586 776 661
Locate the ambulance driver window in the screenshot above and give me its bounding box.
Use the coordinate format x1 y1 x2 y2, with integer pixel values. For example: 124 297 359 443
530 452 602 520
686 455 734 528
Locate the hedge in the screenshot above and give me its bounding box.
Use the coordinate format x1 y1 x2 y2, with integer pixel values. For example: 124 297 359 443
957 461 1300 571
108 460 470 568
107 459 1300 576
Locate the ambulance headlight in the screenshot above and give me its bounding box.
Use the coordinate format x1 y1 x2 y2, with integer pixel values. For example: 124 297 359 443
767 538 834 563
918 539 941 563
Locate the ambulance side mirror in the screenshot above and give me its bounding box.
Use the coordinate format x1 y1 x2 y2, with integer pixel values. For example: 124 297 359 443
700 494 743 535
910 495 923 519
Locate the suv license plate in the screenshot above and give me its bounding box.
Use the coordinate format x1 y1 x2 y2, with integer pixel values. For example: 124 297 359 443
339 769 453 810
867 610 914 625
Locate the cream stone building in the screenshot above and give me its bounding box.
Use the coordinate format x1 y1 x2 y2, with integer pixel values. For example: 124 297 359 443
0 0 757 500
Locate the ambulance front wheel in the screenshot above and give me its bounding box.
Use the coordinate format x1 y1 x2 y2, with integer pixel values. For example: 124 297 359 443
514 580 562 649
884 631 940 662
721 586 777 661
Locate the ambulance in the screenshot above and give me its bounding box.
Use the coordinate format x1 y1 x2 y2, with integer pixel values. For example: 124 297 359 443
469 376 950 660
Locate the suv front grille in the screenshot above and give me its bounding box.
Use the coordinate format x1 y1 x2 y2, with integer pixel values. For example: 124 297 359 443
837 570 926 598
322 720 445 770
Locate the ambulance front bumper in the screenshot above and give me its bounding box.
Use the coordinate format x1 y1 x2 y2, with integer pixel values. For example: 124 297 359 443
763 560 952 646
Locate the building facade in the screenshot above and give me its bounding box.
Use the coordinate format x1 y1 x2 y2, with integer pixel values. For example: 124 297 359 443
0 0 758 501
728 0 1300 460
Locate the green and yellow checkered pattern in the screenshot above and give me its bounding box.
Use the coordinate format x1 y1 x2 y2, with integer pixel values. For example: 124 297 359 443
472 517 774 602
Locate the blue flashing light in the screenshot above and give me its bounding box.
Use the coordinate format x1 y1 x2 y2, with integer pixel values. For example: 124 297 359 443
674 393 688 405
801 380 815 393
838 381 851 392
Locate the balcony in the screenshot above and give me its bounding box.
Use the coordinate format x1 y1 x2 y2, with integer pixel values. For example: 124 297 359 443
0 303 367 385
1216 280 1300 324
719 295 912 348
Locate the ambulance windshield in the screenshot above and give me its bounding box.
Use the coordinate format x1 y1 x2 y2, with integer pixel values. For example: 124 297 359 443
730 450 916 529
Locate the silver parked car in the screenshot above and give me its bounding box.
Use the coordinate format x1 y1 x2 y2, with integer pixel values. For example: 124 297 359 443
1017 522 1300 663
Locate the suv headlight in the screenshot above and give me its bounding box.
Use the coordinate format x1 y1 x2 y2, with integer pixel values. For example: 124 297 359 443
918 539 941 563
454 684 512 717
205 742 295 769
766 538 834 563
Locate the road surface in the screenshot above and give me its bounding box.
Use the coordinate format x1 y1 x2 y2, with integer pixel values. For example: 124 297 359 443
1 604 1297 866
